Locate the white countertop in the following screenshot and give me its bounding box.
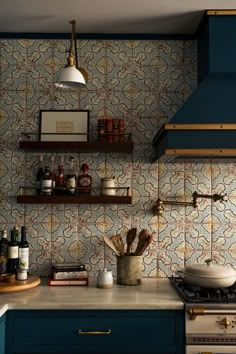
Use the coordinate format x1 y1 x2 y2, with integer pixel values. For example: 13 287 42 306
0 278 183 317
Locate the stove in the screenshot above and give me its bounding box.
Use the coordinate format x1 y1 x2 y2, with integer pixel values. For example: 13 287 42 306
169 276 236 304
169 277 236 354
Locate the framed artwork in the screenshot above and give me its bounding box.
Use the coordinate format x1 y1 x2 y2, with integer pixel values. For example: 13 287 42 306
40 110 89 142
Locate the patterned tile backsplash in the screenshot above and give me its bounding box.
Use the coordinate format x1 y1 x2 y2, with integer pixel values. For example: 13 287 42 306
0 38 235 278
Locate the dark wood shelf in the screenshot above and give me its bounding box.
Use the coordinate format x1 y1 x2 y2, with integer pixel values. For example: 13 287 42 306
16 195 132 204
19 140 133 153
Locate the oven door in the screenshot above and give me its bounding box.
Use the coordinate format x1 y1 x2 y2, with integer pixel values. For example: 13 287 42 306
186 345 236 354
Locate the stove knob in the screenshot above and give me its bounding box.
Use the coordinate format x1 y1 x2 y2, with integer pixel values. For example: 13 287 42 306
216 317 231 329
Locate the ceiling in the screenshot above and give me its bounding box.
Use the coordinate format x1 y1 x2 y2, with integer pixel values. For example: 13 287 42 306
0 0 236 35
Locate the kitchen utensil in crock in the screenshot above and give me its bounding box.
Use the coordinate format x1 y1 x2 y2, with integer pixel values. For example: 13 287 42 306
111 234 125 256
138 232 154 256
126 228 137 255
103 235 120 256
176 259 236 288
134 229 150 256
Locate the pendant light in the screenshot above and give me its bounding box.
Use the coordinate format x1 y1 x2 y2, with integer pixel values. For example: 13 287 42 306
55 20 87 89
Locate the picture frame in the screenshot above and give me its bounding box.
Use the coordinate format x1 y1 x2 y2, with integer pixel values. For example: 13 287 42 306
40 110 90 142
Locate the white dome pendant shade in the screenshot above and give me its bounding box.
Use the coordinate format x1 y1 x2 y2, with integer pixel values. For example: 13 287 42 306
55 53 86 89
54 20 87 90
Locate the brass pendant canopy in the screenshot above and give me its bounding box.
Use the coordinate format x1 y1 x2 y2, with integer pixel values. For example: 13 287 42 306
54 20 86 89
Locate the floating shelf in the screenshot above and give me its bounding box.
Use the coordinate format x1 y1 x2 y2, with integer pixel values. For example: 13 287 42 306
19 133 133 153
16 195 132 204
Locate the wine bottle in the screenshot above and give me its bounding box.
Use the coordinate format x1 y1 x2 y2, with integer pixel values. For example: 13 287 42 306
8 226 19 274
49 155 57 194
19 226 29 270
41 166 53 195
56 164 66 195
36 155 44 195
0 229 9 259
66 157 77 195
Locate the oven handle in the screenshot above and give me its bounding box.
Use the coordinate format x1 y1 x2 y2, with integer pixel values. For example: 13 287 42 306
189 308 236 320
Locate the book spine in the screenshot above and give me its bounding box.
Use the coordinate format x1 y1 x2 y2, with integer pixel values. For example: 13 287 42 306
106 118 113 142
112 119 119 142
53 271 88 279
119 119 125 142
98 119 106 141
48 278 89 286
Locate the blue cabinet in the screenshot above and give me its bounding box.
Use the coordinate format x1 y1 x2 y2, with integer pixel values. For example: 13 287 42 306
6 309 184 354
0 314 6 354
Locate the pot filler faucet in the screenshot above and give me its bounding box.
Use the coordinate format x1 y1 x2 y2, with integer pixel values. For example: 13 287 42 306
153 191 227 216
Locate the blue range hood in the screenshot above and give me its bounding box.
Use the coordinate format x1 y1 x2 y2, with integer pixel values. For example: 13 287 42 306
152 10 236 161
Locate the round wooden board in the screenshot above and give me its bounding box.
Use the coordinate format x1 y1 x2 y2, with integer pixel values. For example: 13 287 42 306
0 276 40 293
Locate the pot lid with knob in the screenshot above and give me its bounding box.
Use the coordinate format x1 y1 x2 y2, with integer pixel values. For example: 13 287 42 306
184 259 236 279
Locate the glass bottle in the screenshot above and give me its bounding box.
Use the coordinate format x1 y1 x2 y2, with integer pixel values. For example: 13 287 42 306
49 155 56 194
36 155 44 195
0 229 9 259
19 226 29 270
78 163 92 195
41 166 53 195
0 245 7 274
66 157 77 195
8 226 19 274
56 164 66 195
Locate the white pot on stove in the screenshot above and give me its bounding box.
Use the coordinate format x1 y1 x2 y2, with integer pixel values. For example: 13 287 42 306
176 259 236 288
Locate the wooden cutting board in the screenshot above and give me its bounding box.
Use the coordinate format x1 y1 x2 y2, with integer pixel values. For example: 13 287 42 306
0 276 40 293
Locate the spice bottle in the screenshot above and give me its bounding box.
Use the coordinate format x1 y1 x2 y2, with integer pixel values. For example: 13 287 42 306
78 163 92 195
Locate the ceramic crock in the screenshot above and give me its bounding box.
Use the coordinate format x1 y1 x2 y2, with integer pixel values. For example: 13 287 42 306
97 268 113 289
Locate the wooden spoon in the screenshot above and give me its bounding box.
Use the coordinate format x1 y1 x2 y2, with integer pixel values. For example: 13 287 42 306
126 228 137 255
103 235 120 256
137 232 154 256
134 229 150 256
111 234 125 256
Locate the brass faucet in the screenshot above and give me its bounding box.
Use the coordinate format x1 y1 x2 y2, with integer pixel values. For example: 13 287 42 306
153 191 227 216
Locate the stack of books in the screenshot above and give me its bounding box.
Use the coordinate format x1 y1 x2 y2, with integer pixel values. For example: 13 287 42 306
98 118 125 142
48 263 89 286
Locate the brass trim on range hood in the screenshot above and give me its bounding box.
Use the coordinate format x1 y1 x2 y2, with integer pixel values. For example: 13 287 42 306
163 123 236 130
207 10 236 16
163 148 236 156
152 124 236 162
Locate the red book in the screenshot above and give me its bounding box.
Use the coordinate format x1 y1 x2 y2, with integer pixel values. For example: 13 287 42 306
48 277 89 286
112 119 119 142
106 118 113 142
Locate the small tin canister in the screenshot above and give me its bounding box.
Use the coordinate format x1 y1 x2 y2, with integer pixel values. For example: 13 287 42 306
101 177 116 196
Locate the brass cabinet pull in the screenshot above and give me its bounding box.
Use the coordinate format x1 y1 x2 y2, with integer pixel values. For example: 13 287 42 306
200 352 213 354
78 329 111 335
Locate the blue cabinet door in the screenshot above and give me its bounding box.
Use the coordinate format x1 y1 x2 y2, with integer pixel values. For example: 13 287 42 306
0 314 6 354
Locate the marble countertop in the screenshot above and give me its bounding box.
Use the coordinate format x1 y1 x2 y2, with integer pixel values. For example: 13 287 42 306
0 278 183 317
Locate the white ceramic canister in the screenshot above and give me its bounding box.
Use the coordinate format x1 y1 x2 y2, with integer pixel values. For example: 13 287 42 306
97 268 113 289
100 177 117 196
